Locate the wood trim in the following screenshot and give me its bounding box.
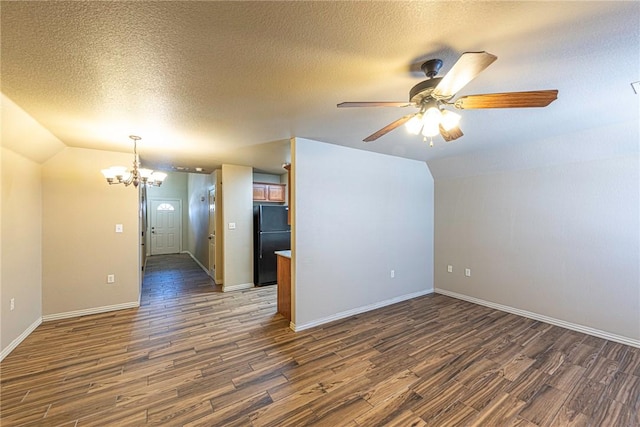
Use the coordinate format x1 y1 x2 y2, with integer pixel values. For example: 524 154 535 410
276 254 291 321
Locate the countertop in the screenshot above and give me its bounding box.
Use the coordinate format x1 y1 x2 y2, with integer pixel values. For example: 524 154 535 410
274 250 291 259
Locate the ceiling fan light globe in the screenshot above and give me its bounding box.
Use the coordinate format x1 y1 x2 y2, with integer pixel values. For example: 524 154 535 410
440 110 462 131
421 121 440 137
405 115 424 134
423 107 441 126
421 107 441 137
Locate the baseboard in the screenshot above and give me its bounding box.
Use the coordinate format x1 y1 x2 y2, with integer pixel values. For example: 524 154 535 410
292 288 434 332
435 288 640 349
222 282 254 292
42 301 140 322
184 251 212 278
0 317 42 362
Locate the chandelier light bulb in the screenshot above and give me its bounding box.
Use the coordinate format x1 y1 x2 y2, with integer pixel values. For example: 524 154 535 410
101 168 117 180
138 168 154 179
151 171 167 183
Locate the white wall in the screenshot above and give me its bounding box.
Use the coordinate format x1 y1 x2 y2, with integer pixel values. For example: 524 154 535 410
1 149 43 357
0 93 65 360
253 172 282 184
430 120 640 345
187 173 213 269
221 164 254 291
292 138 434 329
42 147 140 317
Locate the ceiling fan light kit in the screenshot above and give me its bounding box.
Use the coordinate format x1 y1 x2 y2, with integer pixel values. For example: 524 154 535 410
101 135 167 188
338 51 558 146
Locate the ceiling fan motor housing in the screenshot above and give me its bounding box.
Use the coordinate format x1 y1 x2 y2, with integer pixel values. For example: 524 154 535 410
409 77 442 104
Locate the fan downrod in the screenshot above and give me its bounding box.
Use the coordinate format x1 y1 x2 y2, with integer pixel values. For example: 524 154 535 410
421 59 443 78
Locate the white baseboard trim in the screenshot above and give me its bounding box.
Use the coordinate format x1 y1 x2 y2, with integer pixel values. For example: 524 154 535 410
184 251 211 277
42 301 140 322
222 282 254 292
435 288 640 349
0 317 42 362
292 288 434 332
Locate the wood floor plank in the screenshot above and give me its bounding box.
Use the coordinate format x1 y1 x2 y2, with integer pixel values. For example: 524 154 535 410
2 253 639 426
518 384 567 426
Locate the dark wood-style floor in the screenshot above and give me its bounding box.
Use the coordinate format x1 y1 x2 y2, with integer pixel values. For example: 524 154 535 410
1 254 639 426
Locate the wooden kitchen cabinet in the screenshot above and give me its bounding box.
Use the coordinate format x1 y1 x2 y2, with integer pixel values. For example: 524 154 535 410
253 182 285 202
276 252 291 321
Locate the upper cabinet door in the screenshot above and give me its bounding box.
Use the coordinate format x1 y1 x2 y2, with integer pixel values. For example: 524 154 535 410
253 183 268 201
253 182 285 203
267 184 285 202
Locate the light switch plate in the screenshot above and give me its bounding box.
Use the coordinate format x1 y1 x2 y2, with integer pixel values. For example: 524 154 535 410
447 265 453 273
115 224 123 233
465 268 471 277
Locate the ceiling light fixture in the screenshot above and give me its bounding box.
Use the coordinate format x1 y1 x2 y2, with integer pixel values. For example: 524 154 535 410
405 102 461 146
101 135 167 187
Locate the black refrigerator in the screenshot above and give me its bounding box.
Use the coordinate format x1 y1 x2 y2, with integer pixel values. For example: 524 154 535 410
253 205 290 286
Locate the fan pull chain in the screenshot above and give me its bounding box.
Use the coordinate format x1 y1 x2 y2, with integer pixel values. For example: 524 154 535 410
423 136 434 147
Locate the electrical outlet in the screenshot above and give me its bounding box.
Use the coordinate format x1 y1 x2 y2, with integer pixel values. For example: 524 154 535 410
447 265 453 273
115 224 123 233
390 270 395 278
107 274 115 284
10 298 15 311
465 268 471 277
228 222 236 230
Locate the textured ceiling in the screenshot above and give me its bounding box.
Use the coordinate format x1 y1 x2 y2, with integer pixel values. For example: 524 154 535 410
1 1 638 175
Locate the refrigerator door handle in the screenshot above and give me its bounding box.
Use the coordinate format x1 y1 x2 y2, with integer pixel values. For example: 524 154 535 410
259 238 262 259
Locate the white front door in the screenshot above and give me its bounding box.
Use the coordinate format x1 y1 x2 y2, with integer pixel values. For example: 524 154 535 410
150 199 181 255
208 188 216 279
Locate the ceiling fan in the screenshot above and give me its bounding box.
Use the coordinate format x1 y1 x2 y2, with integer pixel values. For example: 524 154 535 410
337 51 558 144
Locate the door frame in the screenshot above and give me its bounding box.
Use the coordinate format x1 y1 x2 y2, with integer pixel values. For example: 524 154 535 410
208 188 216 281
148 198 183 255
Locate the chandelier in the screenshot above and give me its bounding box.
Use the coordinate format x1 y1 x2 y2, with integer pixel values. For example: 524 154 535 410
101 135 167 187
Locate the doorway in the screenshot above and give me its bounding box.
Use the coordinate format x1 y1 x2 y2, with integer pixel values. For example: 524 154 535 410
150 199 182 255
208 188 216 280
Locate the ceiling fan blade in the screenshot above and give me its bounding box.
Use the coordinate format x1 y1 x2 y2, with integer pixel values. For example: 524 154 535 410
454 90 558 109
433 51 498 98
363 114 415 142
338 101 411 108
439 124 464 142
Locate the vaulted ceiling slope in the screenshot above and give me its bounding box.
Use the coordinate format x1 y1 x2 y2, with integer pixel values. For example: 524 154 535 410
1 2 638 174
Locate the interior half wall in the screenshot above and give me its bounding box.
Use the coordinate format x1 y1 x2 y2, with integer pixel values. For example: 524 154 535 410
292 137 434 329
